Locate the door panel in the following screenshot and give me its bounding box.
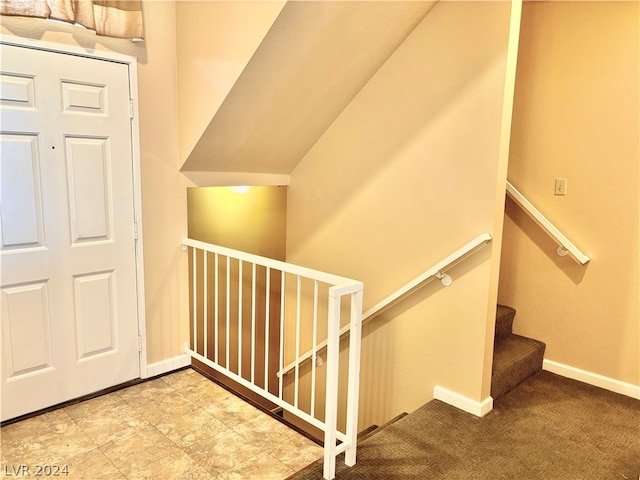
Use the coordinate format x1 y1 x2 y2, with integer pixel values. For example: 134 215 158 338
61 81 107 115
1 280 53 377
0 73 36 109
1 43 140 421
73 271 117 360
0 134 44 249
65 136 112 243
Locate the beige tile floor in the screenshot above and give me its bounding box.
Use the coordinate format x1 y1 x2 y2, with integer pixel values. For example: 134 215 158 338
1 369 323 479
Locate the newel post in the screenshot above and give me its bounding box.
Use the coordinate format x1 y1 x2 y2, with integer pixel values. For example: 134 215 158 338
322 288 341 480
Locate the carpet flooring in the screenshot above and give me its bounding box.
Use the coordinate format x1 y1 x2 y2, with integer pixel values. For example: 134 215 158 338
288 371 640 479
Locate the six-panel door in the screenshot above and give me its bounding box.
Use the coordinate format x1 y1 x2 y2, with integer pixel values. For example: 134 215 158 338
0 43 140 421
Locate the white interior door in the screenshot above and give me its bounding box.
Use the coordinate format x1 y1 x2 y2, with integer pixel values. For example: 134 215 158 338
1 42 141 421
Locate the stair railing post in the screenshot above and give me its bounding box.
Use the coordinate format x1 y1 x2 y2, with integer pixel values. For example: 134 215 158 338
344 288 363 467
322 288 341 480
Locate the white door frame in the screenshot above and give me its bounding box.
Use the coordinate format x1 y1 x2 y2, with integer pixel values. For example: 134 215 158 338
0 34 149 379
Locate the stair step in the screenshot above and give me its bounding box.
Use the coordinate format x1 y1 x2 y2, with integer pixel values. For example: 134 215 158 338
360 412 408 442
358 424 379 439
495 304 516 340
491 334 545 400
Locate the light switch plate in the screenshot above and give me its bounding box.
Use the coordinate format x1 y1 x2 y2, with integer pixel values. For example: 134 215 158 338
555 178 567 196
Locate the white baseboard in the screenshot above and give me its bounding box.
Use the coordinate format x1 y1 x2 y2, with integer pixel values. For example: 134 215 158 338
145 354 191 379
543 359 640 400
433 385 493 417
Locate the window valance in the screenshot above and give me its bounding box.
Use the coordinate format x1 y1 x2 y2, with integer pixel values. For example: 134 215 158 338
0 0 144 40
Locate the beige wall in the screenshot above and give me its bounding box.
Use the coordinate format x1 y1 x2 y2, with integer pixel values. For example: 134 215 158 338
499 1 640 386
187 186 287 258
174 0 286 166
186 186 287 403
286 1 515 428
1 2 193 365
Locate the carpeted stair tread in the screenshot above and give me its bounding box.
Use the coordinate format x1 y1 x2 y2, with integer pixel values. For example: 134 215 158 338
287 371 640 480
357 424 379 440
289 412 410 479
495 304 516 340
359 412 408 442
491 333 545 399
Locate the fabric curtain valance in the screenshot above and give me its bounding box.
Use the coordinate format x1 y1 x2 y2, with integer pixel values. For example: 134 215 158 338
0 0 144 40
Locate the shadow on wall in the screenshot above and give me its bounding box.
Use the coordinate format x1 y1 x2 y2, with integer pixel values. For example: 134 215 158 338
503 197 589 285
358 244 491 419
288 1 512 252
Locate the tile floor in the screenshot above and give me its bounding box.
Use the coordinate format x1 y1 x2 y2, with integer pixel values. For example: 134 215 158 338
1 368 323 479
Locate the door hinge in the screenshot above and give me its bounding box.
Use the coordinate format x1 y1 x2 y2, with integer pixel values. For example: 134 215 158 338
133 222 138 240
129 99 134 119
138 336 143 352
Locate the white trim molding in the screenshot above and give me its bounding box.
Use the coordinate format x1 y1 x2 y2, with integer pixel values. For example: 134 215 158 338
433 385 493 417
145 354 191 379
543 360 640 400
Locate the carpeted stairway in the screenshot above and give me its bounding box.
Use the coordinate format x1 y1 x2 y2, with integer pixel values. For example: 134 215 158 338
491 304 546 399
288 305 565 480
287 370 640 479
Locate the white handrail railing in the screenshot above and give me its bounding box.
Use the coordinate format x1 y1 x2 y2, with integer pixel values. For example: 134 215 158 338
278 233 492 377
183 238 363 480
506 181 590 265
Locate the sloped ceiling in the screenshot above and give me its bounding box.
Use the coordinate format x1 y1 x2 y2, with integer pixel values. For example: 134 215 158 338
180 1 437 185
